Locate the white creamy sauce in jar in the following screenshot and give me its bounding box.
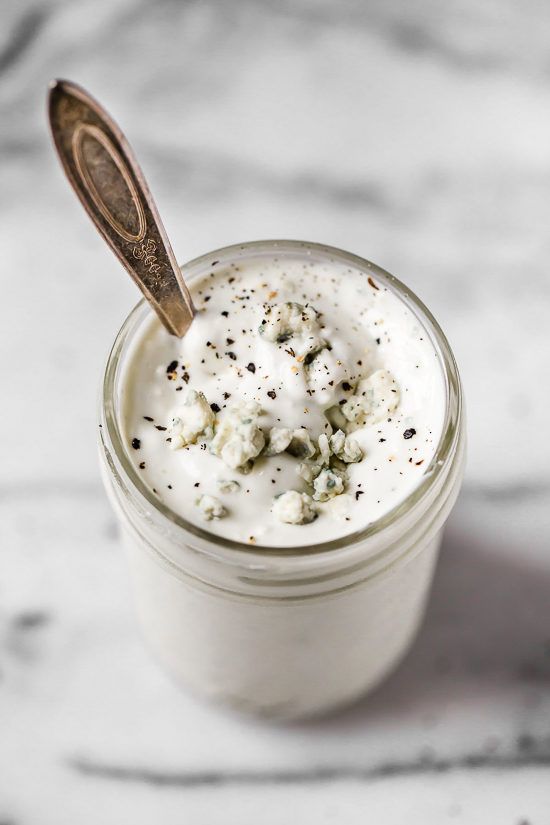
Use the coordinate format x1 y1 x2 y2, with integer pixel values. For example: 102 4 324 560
121 255 446 546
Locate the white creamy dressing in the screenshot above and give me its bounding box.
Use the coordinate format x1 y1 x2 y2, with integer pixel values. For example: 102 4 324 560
121 255 446 546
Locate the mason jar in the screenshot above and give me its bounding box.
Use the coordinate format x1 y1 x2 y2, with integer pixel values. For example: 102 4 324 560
99 240 465 719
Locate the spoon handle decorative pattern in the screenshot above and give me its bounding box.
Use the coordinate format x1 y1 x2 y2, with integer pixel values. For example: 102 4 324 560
48 78 194 337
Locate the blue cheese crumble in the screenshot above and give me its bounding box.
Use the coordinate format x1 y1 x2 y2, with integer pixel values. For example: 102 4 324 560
196 494 227 521
272 490 317 525
169 390 215 448
341 369 400 428
209 401 265 470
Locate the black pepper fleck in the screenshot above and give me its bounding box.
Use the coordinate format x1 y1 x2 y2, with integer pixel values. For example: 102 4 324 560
403 428 417 440
246 362 256 373
210 403 221 413
267 390 276 399
131 438 141 450
166 360 178 377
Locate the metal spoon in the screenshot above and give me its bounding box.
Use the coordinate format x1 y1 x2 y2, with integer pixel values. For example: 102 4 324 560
48 78 195 337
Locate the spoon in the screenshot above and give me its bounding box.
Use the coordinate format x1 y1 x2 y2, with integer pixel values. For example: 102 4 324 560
48 79 195 337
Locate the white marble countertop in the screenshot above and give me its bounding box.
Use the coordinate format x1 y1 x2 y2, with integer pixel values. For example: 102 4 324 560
1 1 550 822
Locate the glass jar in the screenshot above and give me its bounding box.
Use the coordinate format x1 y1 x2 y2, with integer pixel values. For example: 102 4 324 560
99 240 465 719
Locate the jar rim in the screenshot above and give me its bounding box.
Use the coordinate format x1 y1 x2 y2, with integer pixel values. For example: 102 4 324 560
100 239 463 562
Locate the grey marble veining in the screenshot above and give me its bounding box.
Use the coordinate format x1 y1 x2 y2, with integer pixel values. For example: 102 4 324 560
1 1 550 822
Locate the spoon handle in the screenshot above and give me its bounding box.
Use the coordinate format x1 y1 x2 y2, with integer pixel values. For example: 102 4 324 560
48 79 194 337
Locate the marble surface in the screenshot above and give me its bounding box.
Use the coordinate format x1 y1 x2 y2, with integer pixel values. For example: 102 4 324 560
1 1 550 821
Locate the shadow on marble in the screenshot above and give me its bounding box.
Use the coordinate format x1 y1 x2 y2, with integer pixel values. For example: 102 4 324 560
292 513 550 732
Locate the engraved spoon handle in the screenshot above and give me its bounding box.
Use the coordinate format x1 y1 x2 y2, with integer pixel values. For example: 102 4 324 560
48 78 194 337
